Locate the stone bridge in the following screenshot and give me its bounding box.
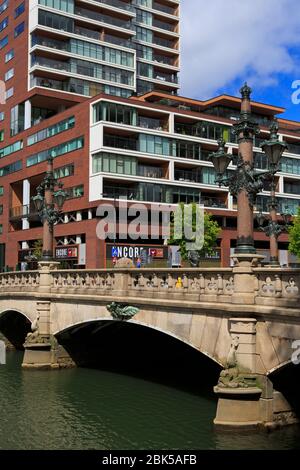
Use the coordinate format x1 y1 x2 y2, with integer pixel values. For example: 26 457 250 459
0 259 300 430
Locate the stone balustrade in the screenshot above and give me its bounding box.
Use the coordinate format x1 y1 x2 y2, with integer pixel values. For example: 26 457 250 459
253 268 300 306
0 267 299 308
0 271 40 292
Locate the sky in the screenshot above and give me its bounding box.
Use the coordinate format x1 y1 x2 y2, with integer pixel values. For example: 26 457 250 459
180 0 300 121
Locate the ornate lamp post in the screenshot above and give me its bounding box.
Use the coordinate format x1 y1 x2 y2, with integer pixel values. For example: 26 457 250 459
209 83 262 256
209 84 287 262
32 156 67 261
256 120 288 265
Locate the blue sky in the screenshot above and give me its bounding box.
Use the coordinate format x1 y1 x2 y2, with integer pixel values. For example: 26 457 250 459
180 0 300 121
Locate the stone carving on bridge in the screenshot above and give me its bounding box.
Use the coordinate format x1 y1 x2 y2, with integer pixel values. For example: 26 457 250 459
285 278 299 296
107 302 139 321
24 313 50 346
218 336 256 389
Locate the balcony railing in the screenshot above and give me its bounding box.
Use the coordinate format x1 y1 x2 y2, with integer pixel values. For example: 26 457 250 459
174 169 203 184
92 0 134 12
153 19 176 32
104 135 138 151
153 2 176 15
154 72 178 84
202 197 227 209
285 142 300 155
152 36 175 49
153 54 175 66
137 165 163 178
10 204 38 220
73 26 134 48
75 7 133 29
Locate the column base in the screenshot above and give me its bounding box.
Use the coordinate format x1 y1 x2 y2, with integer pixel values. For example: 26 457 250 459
214 386 263 429
22 342 58 370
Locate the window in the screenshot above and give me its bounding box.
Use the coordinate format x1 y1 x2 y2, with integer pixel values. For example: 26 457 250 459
26 137 84 167
0 205 3 215
38 0 74 14
54 163 74 179
0 34 8 49
0 130 3 142
65 184 84 199
0 0 8 15
0 186 3 196
0 16 8 32
27 116 75 145
5 48 14 62
15 2 25 18
92 152 137 176
0 140 23 158
0 112 4 121
93 102 137 125
0 224 2 235
4 67 14 81
14 21 24 37
10 103 25 136
5 87 14 99
0 160 22 177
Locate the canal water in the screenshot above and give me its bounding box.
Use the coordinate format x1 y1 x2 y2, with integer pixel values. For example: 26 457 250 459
0 352 300 450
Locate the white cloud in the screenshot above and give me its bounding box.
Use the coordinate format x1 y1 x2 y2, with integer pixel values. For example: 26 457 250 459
180 0 300 99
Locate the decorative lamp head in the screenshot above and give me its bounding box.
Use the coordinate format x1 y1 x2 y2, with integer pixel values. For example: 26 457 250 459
208 138 232 179
261 119 288 170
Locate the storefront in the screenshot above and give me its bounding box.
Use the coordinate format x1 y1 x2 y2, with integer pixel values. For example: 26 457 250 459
106 243 169 268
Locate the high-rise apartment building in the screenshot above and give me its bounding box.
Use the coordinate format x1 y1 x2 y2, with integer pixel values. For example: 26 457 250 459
0 1 298 270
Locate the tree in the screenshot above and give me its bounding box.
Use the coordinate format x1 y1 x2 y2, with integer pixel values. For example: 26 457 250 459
168 203 221 264
289 207 300 259
32 239 43 261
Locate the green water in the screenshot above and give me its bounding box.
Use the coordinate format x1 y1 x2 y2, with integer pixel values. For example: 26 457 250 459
0 352 299 450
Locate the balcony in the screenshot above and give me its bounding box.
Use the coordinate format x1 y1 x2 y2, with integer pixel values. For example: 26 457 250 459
30 75 105 97
10 204 38 220
201 197 227 209
154 72 178 84
153 19 176 32
92 0 134 12
31 56 134 86
103 134 138 151
152 36 175 49
175 122 237 143
153 2 177 16
75 6 133 30
153 54 176 66
174 169 202 184
138 116 164 130
137 165 163 178
285 142 300 155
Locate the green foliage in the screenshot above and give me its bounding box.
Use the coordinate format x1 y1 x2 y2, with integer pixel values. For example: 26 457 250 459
168 203 221 260
289 207 300 259
32 239 43 261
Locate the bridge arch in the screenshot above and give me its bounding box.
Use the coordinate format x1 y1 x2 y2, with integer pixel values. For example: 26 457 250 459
54 317 224 368
0 309 32 349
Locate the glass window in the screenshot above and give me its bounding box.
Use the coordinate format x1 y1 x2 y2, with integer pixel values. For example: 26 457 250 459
5 48 14 62
27 116 75 145
0 34 8 49
0 186 3 196
0 140 23 159
0 1 9 15
0 16 8 31
0 160 22 177
0 130 3 142
27 137 84 167
0 112 4 121
5 87 13 99
4 67 14 81
15 2 25 18
14 21 25 37
10 103 25 136
54 163 74 179
93 102 137 125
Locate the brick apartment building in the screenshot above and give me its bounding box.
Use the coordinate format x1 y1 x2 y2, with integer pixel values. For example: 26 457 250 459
0 0 299 269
